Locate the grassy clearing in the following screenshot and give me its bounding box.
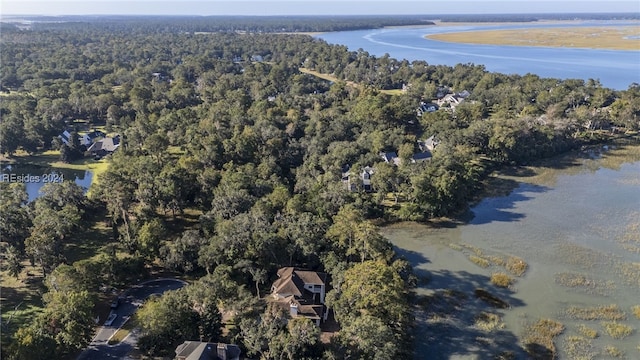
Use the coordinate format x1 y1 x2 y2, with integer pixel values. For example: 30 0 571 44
576 324 598 339
563 336 597 360
0 265 46 347
601 321 634 339
299 67 403 95
490 272 514 288
564 304 626 321
505 256 528 277
426 26 640 51
522 318 564 360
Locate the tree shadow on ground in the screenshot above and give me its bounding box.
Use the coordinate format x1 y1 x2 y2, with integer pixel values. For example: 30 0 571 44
411 269 531 360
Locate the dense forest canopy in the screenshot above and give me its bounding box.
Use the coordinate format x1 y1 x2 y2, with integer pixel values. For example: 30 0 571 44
1 16 639 360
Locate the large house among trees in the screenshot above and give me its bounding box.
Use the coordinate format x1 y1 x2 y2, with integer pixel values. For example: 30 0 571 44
269 267 328 326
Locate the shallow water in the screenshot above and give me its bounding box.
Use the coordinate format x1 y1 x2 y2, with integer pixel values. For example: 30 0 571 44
384 143 640 359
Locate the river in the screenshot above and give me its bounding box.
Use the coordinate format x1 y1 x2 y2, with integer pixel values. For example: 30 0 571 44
317 21 640 90
382 142 640 359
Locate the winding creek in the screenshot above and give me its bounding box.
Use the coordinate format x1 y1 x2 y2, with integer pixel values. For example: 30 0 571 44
382 142 640 359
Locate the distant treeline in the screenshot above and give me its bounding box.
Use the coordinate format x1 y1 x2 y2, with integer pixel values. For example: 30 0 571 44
3 13 640 34
437 12 640 23
0 15 436 33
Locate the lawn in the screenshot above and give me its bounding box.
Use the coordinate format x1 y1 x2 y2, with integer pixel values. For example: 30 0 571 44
0 264 47 349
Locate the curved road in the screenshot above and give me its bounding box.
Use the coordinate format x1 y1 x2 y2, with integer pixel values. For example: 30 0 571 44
77 278 186 360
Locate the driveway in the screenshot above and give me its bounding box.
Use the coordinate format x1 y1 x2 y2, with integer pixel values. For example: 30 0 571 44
77 278 186 360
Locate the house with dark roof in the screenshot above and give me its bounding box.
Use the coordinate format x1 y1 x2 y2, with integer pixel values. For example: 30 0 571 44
59 130 72 145
417 101 439 116
174 341 241 360
87 135 121 158
411 151 432 163
60 129 106 147
270 267 328 326
82 130 106 146
380 151 402 166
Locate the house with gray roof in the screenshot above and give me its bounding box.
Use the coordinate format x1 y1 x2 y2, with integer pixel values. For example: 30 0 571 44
87 135 121 158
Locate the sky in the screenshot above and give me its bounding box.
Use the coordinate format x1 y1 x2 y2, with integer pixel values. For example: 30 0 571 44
2 0 639 16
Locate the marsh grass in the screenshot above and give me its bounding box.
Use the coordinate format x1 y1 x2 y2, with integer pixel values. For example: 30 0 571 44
426 26 640 51
523 318 564 360
605 345 624 357
473 311 505 332
490 272 514 288
556 243 611 270
601 321 634 339
632 305 640 319
615 262 640 287
564 304 626 321
505 256 528 276
554 272 615 296
469 255 490 268
576 324 598 339
563 336 597 360
448 243 463 251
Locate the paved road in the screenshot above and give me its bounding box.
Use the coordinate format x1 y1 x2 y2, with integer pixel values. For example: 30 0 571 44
77 278 186 360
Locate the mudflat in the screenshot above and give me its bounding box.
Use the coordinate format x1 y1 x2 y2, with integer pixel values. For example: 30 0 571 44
427 25 640 51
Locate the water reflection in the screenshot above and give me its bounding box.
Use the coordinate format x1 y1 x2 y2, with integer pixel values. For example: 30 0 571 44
0 164 93 202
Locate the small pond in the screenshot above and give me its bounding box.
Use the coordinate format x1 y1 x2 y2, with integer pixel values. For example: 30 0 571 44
1 164 93 202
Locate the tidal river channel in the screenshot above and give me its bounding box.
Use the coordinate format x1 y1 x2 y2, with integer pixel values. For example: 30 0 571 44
383 142 640 359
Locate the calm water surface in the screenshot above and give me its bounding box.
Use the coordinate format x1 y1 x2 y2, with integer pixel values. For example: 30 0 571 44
318 22 640 90
1 164 93 202
383 144 640 359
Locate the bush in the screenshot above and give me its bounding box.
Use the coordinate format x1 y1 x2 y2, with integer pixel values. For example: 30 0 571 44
505 256 528 276
490 272 514 288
